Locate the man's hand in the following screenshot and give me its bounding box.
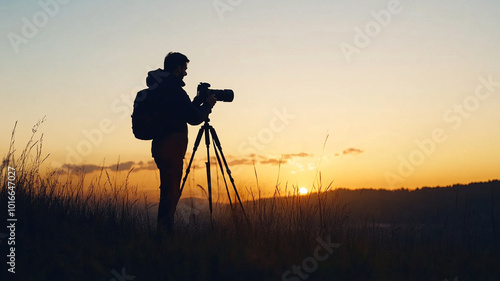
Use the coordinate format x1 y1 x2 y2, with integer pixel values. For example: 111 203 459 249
206 94 216 108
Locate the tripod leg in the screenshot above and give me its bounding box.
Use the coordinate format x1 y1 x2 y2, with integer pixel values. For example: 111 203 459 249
212 138 233 209
204 125 213 223
209 127 250 225
180 126 204 195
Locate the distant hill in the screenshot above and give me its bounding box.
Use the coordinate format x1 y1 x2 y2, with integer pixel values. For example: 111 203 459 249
144 180 500 231
231 180 500 228
333 180 500 225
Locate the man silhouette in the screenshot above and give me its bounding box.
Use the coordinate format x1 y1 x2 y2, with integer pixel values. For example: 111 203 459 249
146 52 216 234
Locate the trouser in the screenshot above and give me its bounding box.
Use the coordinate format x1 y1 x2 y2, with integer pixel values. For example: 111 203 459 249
152 132 188 233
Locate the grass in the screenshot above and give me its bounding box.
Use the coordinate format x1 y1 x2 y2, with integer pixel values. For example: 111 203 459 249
1 124 499 281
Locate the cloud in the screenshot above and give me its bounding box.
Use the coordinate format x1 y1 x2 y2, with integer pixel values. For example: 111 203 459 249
282 153 311 159
134 160 157 172
61 160 157 174
342 148 364 155
228 159 254 166
219 152 312 167
109 161 135 171
260 158 285 165
58 152 314 174
61 164 103 174
259 153 311 166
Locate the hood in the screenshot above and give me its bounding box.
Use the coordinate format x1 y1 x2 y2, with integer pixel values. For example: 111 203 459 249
146 68 184 88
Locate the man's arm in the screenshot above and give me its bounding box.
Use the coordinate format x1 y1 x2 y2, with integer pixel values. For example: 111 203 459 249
179 90 216 125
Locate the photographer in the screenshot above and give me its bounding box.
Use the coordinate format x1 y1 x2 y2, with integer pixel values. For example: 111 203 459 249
147 52 216 235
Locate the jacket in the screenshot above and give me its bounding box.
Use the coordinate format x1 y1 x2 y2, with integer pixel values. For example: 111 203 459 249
146 69 211 157
146 68 211 136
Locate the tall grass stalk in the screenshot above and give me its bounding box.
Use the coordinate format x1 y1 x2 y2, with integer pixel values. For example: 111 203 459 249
1 123 498 280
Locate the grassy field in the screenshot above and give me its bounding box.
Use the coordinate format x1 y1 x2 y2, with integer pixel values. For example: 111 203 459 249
1 129 499 281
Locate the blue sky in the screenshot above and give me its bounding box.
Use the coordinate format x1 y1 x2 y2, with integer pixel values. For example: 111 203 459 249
1 0 499 191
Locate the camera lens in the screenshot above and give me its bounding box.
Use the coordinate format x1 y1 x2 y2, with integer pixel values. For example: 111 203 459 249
210 89 234 102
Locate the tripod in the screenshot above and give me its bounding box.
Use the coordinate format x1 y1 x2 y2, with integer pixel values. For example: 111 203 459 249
180 120 248 223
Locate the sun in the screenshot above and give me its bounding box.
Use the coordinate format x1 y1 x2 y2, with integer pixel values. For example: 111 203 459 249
299 187 308 195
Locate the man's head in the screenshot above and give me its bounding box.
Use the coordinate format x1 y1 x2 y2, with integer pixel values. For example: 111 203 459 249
164 52 189 80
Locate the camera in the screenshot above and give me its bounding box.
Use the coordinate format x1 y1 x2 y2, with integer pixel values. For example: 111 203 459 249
197 82 234 102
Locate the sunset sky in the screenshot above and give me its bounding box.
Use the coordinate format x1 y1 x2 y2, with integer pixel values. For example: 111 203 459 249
1 0 499 196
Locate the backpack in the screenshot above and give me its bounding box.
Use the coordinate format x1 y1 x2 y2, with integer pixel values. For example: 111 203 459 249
131 88 163 140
